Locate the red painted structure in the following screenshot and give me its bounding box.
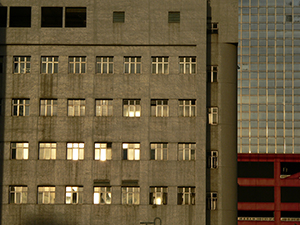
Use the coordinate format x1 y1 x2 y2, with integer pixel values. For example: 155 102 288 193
238 154 300 225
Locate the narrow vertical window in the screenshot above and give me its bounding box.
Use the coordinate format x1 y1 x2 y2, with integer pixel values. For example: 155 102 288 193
208 107 218 125
208 22 218 34
0 56 3 73
0 7 7 27
208 151 218 169
208 66 218 82
207 192 218 210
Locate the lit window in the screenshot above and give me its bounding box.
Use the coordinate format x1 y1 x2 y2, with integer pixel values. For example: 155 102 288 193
39 143 56 160
11 143 28 160
9 186 27 204
179 57 196 74
122 187 140 205
124 57 141 74
41 56 58 73
123 99 141 117
179 100 196 117
151 57 169 74
113 11 125 23
0 56 3 73
95 99 113 116
208 66 218 82
40 99 57 116
149 187 168 205
12 99 29 116
150 143 168 160
208 107 218 125
65 186 83 204
96 57 113 74
13 56 31 73
151 99 169 117
38 186 55 204
177 187 195 205
93 187 111 204
67 143 84 160
168 12 180 23
208 151 218 169
68 56 86 73
123 143 140 160
178 143 195 160
208 22 218 34
68 99 85 116
207 192 217 210
95 143 112 161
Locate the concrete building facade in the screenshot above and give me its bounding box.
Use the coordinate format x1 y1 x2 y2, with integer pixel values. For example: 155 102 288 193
0 0 238 224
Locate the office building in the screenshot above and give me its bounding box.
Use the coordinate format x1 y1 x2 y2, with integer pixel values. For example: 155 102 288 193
238 0 300 224
0 0 238 224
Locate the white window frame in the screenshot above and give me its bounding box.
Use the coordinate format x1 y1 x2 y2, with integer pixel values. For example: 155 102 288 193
68 99 85 116
208 150 218 169
150 143 168 160
95 143 112 161
150 187 168 205
41 56 58 74
39 143 56 160
93 187 111 204
65 186 83 204
13 56 31 74
9 186 27 204
38 186 55 204
122 187 140 205
11 142 28 160
179 100 196 117
178 187 195 205
151 57 169 74
208 22 218 34
123 99 141 117
151 99 169 117
123 143 140 160
67 143 84 160
40 99 57 116
95 99 113 116
207 192 217 210
208 107 218 125
96 56 113 74
178 143 195 160
208 65 218 82
68 56 86 74
12 99 29 116
179 57 196 74
124 57 141 74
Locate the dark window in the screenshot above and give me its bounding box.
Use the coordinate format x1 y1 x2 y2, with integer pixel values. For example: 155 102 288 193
41 7 63 27
238 162 274 178
168 12 180 23
0 56 3 73
238 186 274 202
238 211 274 217
281 162 300 176
281 211 300 218
281 187 300 202
10 7 31 27
65 7 86 27
113 12 125 23
0 7 7 27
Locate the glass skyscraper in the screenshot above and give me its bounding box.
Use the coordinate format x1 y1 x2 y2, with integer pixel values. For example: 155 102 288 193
238 0 300 154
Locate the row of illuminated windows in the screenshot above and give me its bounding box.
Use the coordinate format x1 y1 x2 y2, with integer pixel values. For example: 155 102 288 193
0 56 197 75
8 186 217 208
9 142 219 168
10 142 197 161
6 99 198 118
0 7 183 28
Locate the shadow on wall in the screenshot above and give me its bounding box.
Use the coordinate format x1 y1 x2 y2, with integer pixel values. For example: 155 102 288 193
0 2 6 224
